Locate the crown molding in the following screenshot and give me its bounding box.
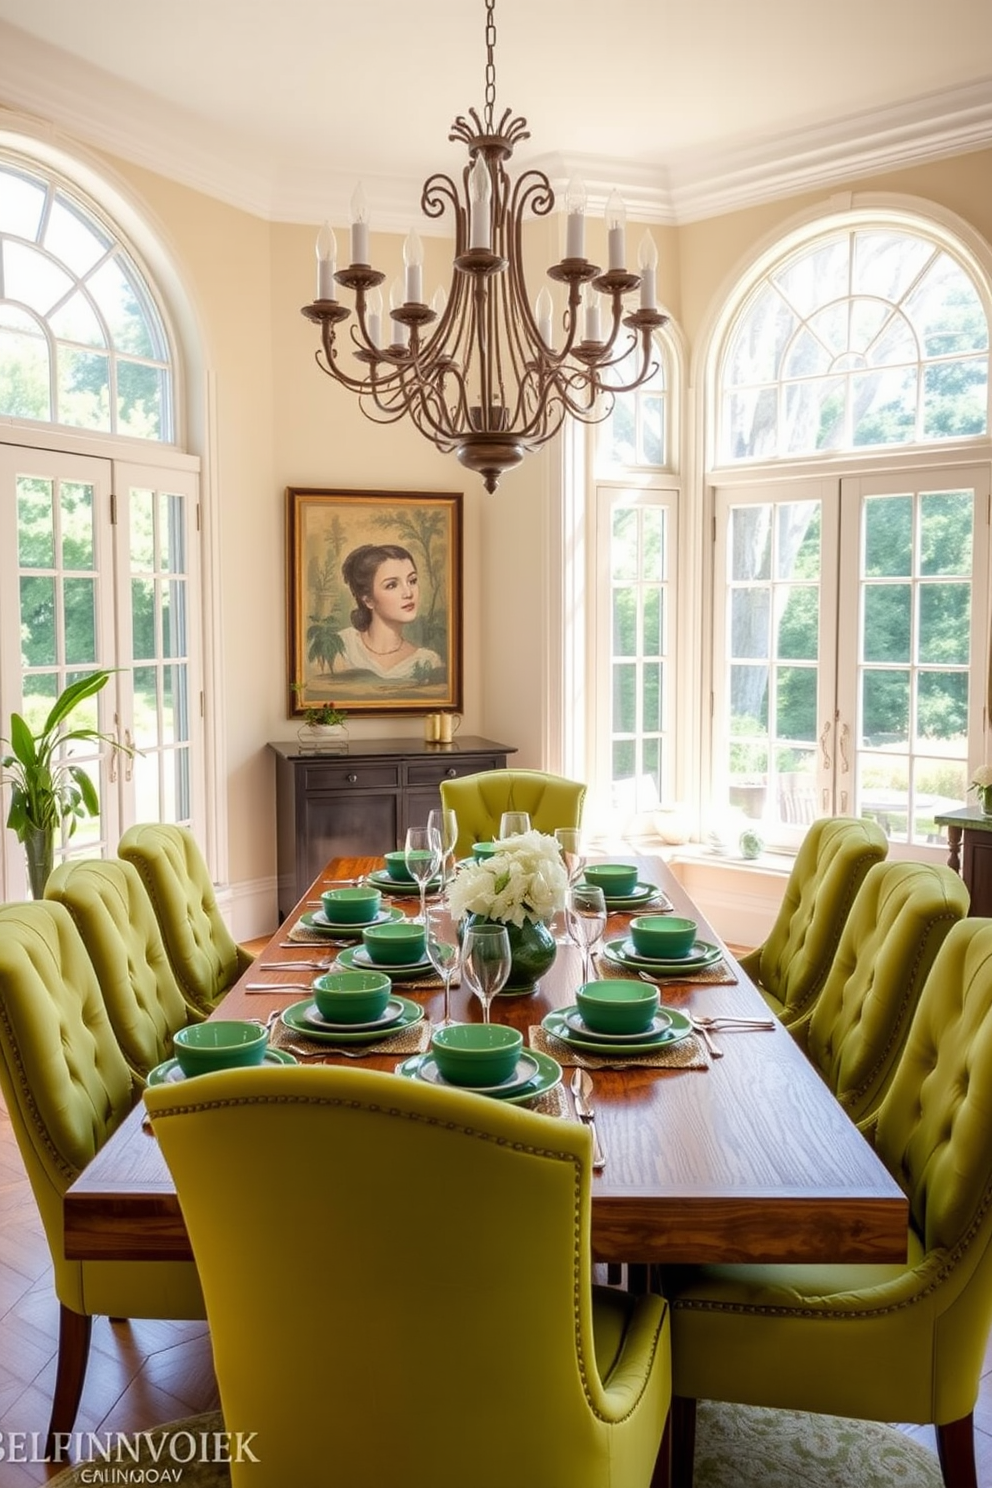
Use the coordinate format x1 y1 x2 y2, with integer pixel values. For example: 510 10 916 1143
0 20 989 231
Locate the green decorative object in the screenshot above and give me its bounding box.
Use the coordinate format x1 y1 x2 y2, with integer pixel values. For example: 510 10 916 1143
739 828 764 859
466 911 557 993
979 785 992 817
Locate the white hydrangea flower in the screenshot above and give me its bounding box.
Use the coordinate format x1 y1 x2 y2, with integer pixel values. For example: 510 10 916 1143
445 829 568 926
972 765 992 789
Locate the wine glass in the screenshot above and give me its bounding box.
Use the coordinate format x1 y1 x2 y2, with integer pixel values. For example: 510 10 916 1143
404 826 441 924
498 811 531 840
566 884 607 985
461 921 511 1024
554 827 587 944
428 807 458 889
426 911 462 1028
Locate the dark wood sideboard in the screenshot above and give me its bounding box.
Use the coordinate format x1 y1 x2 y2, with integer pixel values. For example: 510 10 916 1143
934 805 992 916
269 736 516 918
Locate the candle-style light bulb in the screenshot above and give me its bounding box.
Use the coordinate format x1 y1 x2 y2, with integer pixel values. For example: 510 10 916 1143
565 176 587 260
316 222 337 300
350 182 370 265
535 286 554 348
403 228 424 304
606 189 627 271
638 230 658 310
389 276 409 346
366 286 383 349
431 285 448 320
469 155 492 251
582 281 602 343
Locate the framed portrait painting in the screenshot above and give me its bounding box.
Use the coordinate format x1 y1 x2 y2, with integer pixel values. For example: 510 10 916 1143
286 487 463 716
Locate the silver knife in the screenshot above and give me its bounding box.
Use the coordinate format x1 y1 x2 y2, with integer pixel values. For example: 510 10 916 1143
570 1068 606 1170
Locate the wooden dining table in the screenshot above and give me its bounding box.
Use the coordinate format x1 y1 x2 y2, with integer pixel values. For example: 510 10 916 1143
63 853 908 1267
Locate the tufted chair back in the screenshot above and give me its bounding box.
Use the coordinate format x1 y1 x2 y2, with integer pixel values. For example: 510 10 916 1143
0 901 204 1453
118 823 253 1013
739 816 888 1028
439 769 586 859
803 861 969 1122
146 1064 671 1488
46 858 204 1082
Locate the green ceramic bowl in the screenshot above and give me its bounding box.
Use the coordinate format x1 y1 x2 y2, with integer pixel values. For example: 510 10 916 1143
430 1023 523 1087
362 919 427 965
312 970 392 1024
471 841 499 862
584 863 639 897
383 849 437 882
320 885 382 924
575 980 660 1034
173 1020 268 1076
629 914 697 959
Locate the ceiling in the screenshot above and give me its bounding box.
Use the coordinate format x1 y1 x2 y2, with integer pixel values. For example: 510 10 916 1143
0 0 990 229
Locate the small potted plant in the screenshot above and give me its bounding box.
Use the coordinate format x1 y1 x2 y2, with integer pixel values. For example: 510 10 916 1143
1 669 134 898
291 684 348 751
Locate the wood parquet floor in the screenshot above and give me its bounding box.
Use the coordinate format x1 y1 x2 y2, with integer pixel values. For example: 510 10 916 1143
1 936 991 1483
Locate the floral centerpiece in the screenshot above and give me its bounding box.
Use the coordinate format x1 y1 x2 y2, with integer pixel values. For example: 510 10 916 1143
446 829 568 992
971 766 992 816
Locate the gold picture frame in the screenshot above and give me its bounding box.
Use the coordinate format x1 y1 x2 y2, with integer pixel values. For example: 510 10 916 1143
286 486 463 716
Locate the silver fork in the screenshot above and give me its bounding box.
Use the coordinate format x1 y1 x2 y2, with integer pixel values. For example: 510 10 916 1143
278 1040 383 1061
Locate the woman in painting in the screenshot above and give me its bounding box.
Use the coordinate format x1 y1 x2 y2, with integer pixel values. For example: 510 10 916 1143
333 543 443 680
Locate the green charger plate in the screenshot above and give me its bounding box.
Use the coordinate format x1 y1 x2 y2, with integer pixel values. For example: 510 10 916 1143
300 905 403 936
280 995 423 1044
336 944 433 979
601 937 723 974
542 1006 692 1056
147 1047 298 1084
367 868 443 896
396 1048 562 1104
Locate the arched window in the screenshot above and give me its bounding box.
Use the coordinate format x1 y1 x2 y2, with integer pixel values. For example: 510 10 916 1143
0 161 174 439
0 152 203 901
710 213 991 855
721 226 988 462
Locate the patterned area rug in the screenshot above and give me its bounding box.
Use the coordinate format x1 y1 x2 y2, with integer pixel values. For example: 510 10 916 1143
47 1403 944 1487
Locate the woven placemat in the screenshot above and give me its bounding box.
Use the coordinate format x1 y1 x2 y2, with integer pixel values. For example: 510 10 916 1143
269 1014 432 1059
529 1024 710 1071
594 951 737 986
525 1083 570 1118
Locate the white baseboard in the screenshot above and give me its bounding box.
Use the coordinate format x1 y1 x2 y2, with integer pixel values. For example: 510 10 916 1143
215 874 279 943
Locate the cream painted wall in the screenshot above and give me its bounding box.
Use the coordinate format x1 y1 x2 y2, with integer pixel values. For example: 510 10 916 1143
3 114 990 936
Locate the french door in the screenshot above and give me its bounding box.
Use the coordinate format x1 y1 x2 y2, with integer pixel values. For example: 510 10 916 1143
712 463 990 852
0 442 202 899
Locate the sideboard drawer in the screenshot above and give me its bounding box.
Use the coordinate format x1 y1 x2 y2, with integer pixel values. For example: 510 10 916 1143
303 763 401 791
407 756 501 786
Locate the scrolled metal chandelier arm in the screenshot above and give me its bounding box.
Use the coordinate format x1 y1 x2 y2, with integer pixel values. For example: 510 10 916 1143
301 0 668 492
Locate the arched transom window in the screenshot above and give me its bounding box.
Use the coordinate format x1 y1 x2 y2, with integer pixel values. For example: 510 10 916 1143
0 161 173 440
721 227 989 462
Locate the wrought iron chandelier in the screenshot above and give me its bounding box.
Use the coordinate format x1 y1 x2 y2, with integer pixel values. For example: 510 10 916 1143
301 0 668 493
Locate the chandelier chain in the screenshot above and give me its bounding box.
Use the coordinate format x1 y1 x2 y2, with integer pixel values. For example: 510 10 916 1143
484 0 497 134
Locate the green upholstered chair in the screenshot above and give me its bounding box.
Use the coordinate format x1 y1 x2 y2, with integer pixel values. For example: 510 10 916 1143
0 902 204 1455
800 860 968 1122
45 858 205 1083
118 823 253 1013
738 816 888 1030
146 1064 672 1488
662 917 992 1488
439 768 587 859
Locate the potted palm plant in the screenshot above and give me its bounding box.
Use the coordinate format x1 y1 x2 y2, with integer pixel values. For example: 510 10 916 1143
0 669 132 897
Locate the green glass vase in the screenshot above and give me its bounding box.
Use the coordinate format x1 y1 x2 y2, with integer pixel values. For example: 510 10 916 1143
466 913 557 995
24 826 54 899
980 785 992 817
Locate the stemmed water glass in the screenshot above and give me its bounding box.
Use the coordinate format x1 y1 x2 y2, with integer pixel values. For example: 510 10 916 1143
566 884 607 985
554 827 587 945
428 807 458 889
460 922 511 1024
404 825 441 924
498 811 531 839
426 911 462 1028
